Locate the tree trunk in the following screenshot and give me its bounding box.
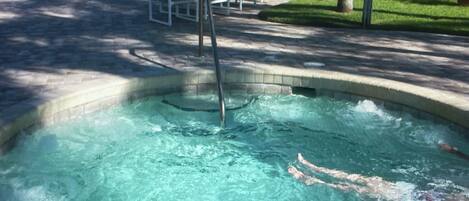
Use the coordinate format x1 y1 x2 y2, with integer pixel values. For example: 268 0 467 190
337 0 353 12
458 0 469 6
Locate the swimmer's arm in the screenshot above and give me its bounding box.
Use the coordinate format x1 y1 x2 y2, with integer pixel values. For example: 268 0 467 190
439 143 469 161
451 149 469 161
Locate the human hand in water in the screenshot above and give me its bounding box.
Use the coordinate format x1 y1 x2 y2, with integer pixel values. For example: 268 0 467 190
438 143 455 152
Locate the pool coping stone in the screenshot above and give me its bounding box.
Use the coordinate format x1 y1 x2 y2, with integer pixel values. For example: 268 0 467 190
0 66 468 150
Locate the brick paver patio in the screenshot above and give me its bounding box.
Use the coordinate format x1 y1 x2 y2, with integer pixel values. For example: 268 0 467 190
1 0 468 118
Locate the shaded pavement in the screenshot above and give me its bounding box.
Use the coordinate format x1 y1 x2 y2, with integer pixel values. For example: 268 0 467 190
0 0 468 116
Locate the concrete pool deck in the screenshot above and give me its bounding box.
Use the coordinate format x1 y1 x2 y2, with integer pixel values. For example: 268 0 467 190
1 0 469 146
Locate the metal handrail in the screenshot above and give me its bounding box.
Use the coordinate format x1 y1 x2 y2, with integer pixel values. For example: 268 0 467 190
205 0 226 127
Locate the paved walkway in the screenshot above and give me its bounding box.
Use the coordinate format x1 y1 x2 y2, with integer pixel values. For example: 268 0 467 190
1 0 468 116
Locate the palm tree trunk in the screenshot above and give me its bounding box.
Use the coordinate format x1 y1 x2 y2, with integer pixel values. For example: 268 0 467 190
458 0 469 6
337 0 353 12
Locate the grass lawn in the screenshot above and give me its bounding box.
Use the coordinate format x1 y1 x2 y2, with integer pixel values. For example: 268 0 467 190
258 0 469 36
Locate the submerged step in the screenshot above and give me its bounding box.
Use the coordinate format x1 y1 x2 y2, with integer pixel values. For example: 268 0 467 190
162 94 256 112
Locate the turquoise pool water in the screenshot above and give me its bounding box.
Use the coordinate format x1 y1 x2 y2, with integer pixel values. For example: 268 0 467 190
0 94 468 201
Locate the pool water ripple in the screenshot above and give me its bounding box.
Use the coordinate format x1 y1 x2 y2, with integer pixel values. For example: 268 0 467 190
0 94 468 201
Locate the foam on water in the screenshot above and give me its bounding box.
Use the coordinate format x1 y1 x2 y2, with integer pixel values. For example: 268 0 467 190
3 179 67 201
353 99 394 120
354 100 383 114
0 94 468 201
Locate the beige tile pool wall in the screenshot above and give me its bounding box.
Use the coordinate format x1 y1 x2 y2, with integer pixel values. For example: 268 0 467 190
231 67 468 127
1 68 468 152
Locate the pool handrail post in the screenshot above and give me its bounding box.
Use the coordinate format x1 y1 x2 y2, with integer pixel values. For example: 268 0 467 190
362 0 373 28
198 0 204 57
205 0 226 127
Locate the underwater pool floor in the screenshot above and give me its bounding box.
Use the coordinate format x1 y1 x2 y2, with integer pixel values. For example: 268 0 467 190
0 94 468 201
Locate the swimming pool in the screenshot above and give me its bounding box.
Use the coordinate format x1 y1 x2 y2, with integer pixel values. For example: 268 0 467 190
0 93 468 201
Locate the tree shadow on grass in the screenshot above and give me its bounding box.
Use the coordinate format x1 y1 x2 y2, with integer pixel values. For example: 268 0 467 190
395 0 458 6
258 4 362 27
258 1 469 36
373 9 469 21
370 19 469 36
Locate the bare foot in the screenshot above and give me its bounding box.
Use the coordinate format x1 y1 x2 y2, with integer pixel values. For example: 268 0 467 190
297 153 306 163
298 153 317 170
288 166 305 180
288 166 325 185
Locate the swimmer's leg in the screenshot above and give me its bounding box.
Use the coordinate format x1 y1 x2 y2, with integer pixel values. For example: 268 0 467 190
289 166 367 194
297 153 370 184
288 166 325 185
325 182 367 195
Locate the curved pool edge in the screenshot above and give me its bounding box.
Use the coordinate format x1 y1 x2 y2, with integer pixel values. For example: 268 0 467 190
1 67 468 151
